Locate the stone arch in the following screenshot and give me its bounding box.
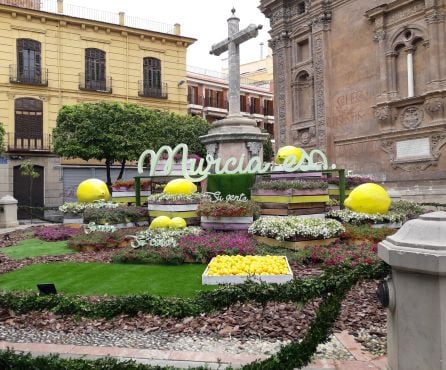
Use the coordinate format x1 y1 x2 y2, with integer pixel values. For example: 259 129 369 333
292 69 314 122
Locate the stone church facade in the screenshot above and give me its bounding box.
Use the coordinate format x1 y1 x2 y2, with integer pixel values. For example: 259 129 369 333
260 0 446 202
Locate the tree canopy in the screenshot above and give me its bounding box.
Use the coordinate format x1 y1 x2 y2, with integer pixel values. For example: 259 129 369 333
53 102 212 188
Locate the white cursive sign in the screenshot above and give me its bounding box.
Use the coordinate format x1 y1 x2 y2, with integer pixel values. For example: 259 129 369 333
138 144 334 183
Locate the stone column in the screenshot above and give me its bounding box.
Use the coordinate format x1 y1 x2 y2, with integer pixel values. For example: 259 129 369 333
227 14 240 116
378 212 446 370
0 195 19 228
406 47 415 97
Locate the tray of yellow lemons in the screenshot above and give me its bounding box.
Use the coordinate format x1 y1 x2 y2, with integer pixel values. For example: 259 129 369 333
202 255 293 285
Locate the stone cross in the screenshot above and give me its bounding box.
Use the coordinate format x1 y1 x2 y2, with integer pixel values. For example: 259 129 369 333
210 8 262 117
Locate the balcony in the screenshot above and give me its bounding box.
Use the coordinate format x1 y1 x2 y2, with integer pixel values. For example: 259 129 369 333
6 133 52 153
203 97 228 117
138 81 168 99
9 65 48 86
79 73 112 93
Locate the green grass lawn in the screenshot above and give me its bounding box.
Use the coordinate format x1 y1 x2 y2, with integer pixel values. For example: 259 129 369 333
1 239 75 260
0 262 214 297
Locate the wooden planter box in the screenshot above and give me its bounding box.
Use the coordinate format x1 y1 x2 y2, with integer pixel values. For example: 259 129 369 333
328 185 352 199
202 256 293 285
147 202 200 226
253 235 337 250
112 191 150 205
201 216 253 231
251 188 329 216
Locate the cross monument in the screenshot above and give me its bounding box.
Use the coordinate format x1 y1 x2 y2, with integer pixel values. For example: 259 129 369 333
200 9 268 167
210 8 262 117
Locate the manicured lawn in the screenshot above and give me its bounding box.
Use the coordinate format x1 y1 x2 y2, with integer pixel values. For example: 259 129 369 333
0 262 214 297
1 239 75 260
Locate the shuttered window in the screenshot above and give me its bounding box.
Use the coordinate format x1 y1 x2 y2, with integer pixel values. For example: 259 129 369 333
17 39 41 84
85 48 106 90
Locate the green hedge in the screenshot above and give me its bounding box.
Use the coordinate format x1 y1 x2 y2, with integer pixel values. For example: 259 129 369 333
0 262 389 370
207 173 256 199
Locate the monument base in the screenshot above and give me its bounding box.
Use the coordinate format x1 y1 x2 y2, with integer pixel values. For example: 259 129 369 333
200 115 268 168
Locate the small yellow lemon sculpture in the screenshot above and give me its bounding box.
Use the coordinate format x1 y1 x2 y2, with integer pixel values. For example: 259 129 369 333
344 183 391 214
169 217 187 229
163 178 197 195
149 216 172 229
275 146 303 164
76 179 110 203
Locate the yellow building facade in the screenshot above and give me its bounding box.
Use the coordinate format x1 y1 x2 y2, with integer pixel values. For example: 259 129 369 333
0 0 194 219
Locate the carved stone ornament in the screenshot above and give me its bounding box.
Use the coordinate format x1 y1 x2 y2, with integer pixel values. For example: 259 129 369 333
206 143 218 159
246 141 262 157
374 105 391 121
401 107 423 129
431 133 446 159
424 98 443 119
373 30 386 42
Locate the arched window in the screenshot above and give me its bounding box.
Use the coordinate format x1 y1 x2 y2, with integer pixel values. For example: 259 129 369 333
85 48 106 90
293 72 314 122
17 39 41 84
14 98 43 150
143 57 161 95
391 28 428 98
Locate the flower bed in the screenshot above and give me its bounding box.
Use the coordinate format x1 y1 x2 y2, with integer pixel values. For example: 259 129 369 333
199 200 259 231
325 209 406 227
326 175 374 199
251 180 329 216
83 206 148 226
202 255 293 285
249 216 344 250
34 225 80 241
146 193 209 226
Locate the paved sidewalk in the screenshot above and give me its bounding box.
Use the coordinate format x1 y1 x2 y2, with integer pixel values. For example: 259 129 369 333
0 331 387 369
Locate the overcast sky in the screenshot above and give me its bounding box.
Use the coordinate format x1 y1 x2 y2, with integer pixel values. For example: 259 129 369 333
64 0 271 72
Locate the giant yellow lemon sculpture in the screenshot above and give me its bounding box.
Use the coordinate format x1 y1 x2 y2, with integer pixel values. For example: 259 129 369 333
149 216 172 229
163 178 197 195
169 217 187 229
344 183 391 214
275 146 303 164
76 178 110 203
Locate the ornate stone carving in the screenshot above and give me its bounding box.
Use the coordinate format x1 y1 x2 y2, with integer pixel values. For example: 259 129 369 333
425 11 445 24
431 133 446 159
374 105 391 121
373 30 386 42
271 0 310 25
386 2 425 25
246 141 262 157
311 3 332 33
424 98 443 119
206 143 218 159
312 34 327 150
401 107 423 129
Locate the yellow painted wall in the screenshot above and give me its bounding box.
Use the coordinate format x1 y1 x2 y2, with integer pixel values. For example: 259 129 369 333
0 4 195 137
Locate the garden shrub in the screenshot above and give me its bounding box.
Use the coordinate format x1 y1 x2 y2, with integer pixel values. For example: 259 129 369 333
83 206 148 225
34 225 80 241
67 228 140 251
340 224 396 243
252 179 328 191
178 231 257 263
113 247 184 265
390 199 425 219
207 173 256 198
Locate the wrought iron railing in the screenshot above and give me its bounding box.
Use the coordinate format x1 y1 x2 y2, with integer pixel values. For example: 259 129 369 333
187 94 203 106
9 65 48 86
79 73 112 93
7 133 52 152
138 81 168 99
204 97 228 110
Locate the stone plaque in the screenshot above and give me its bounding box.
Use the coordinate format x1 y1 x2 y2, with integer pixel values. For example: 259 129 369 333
396 138 431 160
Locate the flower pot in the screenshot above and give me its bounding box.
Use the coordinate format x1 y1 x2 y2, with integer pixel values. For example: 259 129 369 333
201 216 253 231
147 202 200 226
251 188 329 216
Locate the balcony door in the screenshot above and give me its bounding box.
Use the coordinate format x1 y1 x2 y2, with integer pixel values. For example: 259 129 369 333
17 39 41 84
85 48 106 90
143 57 161 95
14 98 43 150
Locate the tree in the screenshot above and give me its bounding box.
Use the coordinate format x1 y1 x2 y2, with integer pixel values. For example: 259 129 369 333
53 102 211 190
20 160 40 222
0 123 5 154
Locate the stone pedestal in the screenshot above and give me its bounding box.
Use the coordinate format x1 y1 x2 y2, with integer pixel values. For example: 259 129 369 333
378 212 446 370
0 195 19 228
200 115 268 167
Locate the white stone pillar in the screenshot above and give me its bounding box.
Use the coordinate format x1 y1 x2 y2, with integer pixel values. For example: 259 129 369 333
0 195 19 228
407 48 415 97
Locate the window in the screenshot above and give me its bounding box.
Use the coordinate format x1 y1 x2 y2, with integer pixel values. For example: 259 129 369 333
250 97 261 114
17 39 41 84
85 48 106 90
296 39 310 63
13 98 44 150
240 95 248 112
143 57 161 95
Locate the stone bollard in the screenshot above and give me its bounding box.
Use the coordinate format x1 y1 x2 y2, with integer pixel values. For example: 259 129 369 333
0 195 19 228
378 211 446 370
